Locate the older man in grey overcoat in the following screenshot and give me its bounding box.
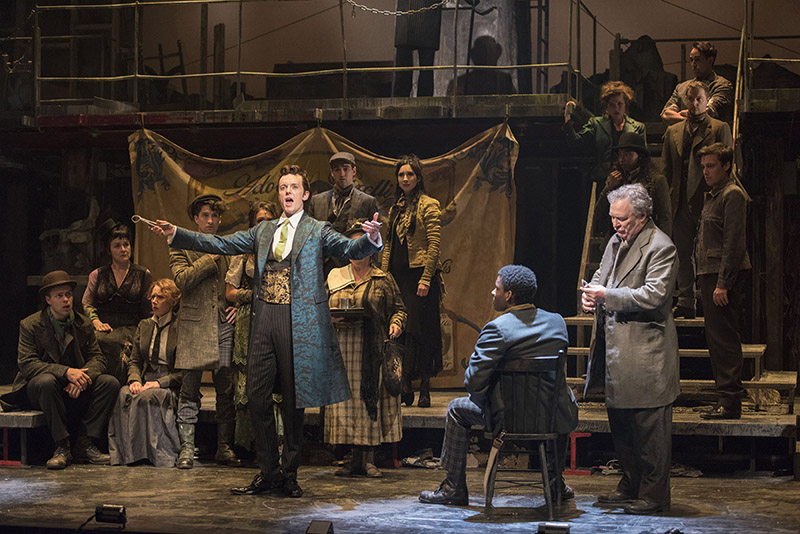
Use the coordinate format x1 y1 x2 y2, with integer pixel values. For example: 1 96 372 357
581 183 679 515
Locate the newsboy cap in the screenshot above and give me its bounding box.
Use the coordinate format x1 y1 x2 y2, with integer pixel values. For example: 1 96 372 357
329 151 356 166
188 193 223 219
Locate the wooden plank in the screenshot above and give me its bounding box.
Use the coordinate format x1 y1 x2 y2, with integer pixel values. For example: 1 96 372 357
576 181 597 309
566 345 766 359
566 371 796 391
0 411 46 429
564 315 705 328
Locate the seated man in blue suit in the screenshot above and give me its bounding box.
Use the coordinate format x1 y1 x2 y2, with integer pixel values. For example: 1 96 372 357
419 265 579 505
151 165 383 497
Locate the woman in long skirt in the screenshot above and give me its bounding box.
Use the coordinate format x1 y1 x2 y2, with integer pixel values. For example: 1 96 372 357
108 279 182 466
326 225 407 477
381 154 443 407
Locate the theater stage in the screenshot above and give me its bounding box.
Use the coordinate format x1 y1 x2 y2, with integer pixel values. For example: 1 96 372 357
0 462 799 533
1 389 799 533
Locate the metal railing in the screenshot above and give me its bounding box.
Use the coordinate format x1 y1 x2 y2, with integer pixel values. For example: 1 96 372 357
23 0 593 114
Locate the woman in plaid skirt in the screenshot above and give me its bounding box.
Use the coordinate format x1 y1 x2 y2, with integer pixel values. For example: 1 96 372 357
325 225 407 478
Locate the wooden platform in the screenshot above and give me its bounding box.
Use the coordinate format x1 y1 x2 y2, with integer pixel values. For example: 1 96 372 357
197 390 798 439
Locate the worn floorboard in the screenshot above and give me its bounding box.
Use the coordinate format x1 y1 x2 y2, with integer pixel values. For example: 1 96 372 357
1 464 799 533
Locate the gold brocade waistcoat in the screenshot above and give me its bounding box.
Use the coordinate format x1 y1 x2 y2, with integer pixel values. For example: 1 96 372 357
260 251 291 305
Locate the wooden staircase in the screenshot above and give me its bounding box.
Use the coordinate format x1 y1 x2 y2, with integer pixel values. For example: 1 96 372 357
569 166 796 414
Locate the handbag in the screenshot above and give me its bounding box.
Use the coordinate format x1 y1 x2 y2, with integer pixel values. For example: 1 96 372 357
381 338 404 397
362 276 405 397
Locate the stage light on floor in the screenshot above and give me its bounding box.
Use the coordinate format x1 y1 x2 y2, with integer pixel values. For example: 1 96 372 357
77 504 127 532
538 522 570 533
306 519 334 534
95 504 127 524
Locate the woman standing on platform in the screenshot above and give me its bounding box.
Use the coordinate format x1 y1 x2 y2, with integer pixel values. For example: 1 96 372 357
564 81 647 184
83 222 152 383
382 154 443 408
225 200 279 452
326 224 406 477
108 278 182 466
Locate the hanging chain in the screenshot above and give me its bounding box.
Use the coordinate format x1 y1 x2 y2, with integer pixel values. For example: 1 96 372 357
343 0 447 17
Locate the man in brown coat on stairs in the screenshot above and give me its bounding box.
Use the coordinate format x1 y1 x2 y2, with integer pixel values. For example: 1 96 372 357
695 143 751 420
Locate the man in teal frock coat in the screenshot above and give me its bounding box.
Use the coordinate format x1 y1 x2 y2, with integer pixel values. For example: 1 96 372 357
151 165 382 497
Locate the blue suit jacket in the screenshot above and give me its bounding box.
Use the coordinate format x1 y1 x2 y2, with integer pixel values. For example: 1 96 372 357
464 304 578 435
170 213 381 408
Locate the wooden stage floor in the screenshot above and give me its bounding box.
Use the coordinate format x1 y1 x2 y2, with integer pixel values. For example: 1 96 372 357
2 390 799 532
0 463 799 533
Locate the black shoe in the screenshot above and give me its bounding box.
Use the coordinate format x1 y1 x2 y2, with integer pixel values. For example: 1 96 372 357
282 478 303 498
73 439 110 465
597 491 635 505
401 391 414 407
230 474 282 495
700 405 741 420
623 499 669 515
672 305 696 319
560 484 575 502
419 479 468 506
418 377 431 408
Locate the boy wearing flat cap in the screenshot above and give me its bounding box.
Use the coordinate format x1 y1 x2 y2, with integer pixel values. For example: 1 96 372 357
0 270 120 469
169 193 241 469
310 152 379 273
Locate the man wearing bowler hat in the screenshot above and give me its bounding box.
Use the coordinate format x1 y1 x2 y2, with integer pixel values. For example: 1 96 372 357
310 152 379 273
170 193 241 469
593 131 672 241
0 270 119 469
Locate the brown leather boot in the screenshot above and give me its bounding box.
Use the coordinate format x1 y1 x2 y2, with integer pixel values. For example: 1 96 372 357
335 447 363 477
215 422 242 467
176 423 195 469
363 447 382 478
46 439 72 470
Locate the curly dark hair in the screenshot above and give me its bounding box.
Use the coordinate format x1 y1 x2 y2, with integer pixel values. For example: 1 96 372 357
600 80 635 105
279 164 312 212
498 265 538 305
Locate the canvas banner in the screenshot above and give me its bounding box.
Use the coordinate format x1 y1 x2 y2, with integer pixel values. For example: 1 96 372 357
129 124 517 387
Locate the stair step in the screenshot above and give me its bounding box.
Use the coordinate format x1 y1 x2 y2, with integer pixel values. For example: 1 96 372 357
566 344 766 359
567 370 795 391
564 315 706 328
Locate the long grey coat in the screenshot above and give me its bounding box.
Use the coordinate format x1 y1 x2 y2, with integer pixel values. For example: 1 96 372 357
168 249 229 371
584 219 680 409
170 213 381 408
662 116 732 216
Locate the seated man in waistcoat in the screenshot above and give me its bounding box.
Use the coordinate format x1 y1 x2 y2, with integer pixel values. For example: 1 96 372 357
0 270 119 469
419 265 579 505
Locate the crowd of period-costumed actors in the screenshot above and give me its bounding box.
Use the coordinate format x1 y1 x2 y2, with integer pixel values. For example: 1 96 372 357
2 40 749 514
